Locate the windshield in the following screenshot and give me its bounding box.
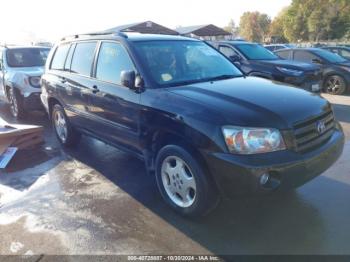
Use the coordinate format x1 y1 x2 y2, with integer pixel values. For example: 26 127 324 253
6 48 50 67
133 40 242 87
313 49 347 63
235 44 278 60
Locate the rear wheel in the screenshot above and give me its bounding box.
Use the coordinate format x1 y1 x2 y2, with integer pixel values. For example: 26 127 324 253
324 75 347 95
8 87 25 119
52 104 81 147
155 145 219 217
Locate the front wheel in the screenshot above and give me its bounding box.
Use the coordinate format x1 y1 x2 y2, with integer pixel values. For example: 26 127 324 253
52 104 81 147
155 145 219 217
9 87 25 119
324 75 347 95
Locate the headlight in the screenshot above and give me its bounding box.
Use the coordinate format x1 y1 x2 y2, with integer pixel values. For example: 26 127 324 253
222 126 286 154
29 76 41 87
276 67 303 76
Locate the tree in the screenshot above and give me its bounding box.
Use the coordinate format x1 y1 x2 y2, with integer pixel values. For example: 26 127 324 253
239 12 271 42
269 8 289 43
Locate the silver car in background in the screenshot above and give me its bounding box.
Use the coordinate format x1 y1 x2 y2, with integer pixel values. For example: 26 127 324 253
0 46 50 119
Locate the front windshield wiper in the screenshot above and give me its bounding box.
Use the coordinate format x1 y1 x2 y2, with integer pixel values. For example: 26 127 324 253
164 75 241 88
205 74 241 81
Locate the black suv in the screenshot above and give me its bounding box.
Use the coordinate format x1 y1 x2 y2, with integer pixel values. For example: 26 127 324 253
41 32 344 217
210 41 322 93
276 48 350 95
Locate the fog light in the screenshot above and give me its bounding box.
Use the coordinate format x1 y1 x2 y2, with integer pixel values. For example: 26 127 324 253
260 173 270 185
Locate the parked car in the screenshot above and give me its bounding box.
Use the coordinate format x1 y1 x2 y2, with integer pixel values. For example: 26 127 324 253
264 44 295 52
210 41 322 93
41 33 344 217
321 46 350 61
0 45 50 118
275 48 350 95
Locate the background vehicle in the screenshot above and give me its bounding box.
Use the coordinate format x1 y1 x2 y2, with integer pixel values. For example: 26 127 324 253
264 44 295 52
322 46 350 61
210 41 322 93
0 45 50 118
41 33 344 217
275 48 350 95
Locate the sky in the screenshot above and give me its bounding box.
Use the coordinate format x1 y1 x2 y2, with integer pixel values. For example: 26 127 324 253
0 0 291 44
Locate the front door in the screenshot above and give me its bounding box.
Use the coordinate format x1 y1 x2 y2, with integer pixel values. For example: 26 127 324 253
88 41 141 153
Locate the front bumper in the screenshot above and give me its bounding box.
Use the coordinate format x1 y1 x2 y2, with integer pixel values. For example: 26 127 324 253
204 129 344 197
280 72 322 93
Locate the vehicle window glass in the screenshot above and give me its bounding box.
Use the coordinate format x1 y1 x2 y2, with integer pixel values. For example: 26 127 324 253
51 44 70 70
276 50 291 59
96 42 135 84
64 44 75 71
71 42 97 76
340 49 350 59
6 48 50 67
219 46 238 57
235 44 278 60
133 40 242 87
312 49 347 63
294 51 318 62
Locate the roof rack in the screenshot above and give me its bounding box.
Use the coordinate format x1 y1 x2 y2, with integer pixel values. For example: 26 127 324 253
61 31 128 41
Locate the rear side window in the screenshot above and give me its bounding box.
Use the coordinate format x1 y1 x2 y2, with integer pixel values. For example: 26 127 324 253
276 50 291 60
95 42 135 84
51 44 70 70
71 42 97 76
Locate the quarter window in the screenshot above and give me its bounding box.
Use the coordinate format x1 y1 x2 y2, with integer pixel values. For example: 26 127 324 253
51 44 70 70
71 42 97 76
96 42 135 84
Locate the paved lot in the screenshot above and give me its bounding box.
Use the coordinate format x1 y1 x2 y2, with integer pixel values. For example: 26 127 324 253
0 94 349 256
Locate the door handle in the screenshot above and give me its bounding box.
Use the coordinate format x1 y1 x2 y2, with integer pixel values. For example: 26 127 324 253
60 78 67 84
92 85 100 94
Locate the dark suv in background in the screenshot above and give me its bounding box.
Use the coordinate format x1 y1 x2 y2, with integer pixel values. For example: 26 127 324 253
41 32 344 217
210 41 322 93
276 48 350 95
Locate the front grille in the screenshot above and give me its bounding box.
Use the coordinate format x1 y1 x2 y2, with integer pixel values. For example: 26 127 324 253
293 110 335 153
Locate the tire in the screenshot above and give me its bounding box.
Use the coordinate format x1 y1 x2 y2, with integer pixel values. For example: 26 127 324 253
51 104 81 147
155 145 220 217
324 75 347 95
8 87 25 119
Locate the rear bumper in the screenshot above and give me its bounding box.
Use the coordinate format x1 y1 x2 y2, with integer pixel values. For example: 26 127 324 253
204 128 344 198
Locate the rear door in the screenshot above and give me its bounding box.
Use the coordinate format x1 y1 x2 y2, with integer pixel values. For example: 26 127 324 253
88 41 141 153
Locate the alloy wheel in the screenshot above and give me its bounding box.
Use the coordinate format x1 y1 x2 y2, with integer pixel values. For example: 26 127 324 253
54 110 68 143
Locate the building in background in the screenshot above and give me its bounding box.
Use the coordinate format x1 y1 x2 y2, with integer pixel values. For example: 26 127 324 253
104 21 179 35
175 24 232 40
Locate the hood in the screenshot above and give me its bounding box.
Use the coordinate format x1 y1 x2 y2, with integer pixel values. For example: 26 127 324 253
253 59 319 71
8 66 44 76
168 76 330 129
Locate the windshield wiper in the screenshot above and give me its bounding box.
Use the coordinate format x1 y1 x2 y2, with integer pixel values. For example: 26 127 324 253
206 74 240 81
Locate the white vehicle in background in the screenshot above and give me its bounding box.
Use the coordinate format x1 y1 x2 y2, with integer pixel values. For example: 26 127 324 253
0 46 50 119
264 44 296 52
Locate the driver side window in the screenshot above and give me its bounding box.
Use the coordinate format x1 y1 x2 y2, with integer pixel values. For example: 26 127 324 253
219 46 238 58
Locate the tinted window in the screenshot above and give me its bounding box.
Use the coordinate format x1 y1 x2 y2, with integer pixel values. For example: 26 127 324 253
71 42 97 76
313 49 347 63
7 48 50 67
219 46 238 58
276 50 291 60
64 44 76 71
294 51 318 63
96 42 135 84
51 44 70 70
133 40 242 87
234 44 278 60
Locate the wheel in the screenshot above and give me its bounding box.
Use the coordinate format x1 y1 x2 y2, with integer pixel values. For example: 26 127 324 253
155 145 219 217
51 104 81 147
324 75 347 95
8 87 25 119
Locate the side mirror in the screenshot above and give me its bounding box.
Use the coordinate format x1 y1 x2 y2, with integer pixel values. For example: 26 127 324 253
120 70 136 89
229 54 241 63
312 58 323 64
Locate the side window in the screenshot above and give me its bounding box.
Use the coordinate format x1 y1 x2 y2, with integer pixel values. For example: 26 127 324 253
51 44 70 70
294 51 318 63
64 44 76 71
0 50 3 69
95 42 135 85
219 46 238 58
276 50 291 60
71 42 97 76
340 49 350 59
